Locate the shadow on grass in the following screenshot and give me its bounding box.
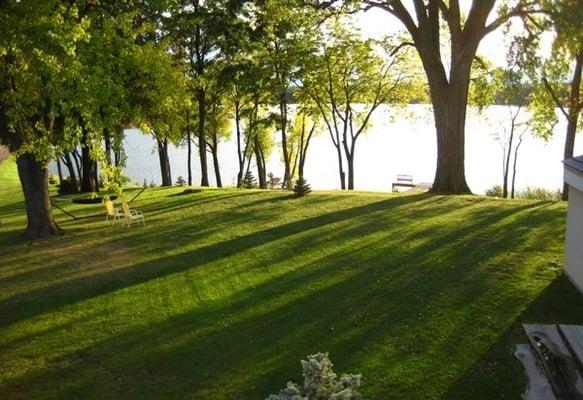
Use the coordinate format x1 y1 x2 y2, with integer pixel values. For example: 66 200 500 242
0 192 575 399
442 275 583 399
0 193 433 328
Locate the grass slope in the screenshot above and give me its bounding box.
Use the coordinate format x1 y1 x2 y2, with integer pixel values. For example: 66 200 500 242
0 160 582 399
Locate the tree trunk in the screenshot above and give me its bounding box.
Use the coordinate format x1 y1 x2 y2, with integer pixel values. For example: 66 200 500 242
81 143 95 193
511 136 524 200
334 145 346 190
503 126 515 198
104 128 112 165
280 99 291 189
93 160 99 191
211 136 222 188
198 88 209 187
72 149 82 180
61 152 79 192
157 137 172 186
186 111 192 186
347 154 355 190
429 79 472 194
17 153 62 239
235 101 245 188
114 127 124 168
56 157 64 184
254 136 266 189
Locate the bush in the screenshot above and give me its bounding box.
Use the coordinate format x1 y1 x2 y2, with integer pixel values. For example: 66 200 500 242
176 176 186 186
516 187 562 201
293 177 312 197
57 177 78 195
266 353 363 400
484 185 503 198
267 173 282 189
242 171 257 189
48 174 59 185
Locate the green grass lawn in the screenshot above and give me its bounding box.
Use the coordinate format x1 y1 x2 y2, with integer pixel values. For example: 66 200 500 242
1 159 582 399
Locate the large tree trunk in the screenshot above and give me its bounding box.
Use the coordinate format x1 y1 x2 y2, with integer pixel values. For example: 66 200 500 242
428 71 472 194
198 89 209 187
17 153 62 239
157 137 172 187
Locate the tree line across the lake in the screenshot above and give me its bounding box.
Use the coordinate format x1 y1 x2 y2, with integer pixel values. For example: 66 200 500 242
0 0 581 239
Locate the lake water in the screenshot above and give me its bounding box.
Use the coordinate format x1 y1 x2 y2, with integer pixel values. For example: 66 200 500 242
65 105 583 194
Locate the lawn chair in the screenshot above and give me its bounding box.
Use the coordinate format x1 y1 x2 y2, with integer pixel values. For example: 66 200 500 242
122 202 145 228
104 199 124 225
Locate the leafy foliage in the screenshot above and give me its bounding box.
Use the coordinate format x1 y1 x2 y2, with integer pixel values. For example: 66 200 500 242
266 353 363 400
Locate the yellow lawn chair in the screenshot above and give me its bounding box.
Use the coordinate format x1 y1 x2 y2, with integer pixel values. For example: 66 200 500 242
104 199 123 225
122 202 145 228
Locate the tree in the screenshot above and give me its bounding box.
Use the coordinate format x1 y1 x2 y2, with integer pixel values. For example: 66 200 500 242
304 21 411 190
471 67 531 198
165 0 245 187
252 0 319 189
289 109 320 182
316 0 537 194
131 43 190 187
0 1 90 238
511 0 583 200
205 83 232 188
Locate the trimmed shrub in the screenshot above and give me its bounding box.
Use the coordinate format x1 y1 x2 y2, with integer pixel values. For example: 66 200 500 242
267 173 282 189
176 176 186 186
293 177 312 197
242 171 257 189
266 353 363 400
484 185 503 198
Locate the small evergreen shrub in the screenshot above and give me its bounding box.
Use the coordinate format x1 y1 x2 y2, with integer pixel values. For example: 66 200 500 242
267 173 282 189
143 179 148 188
293 177 312 197
176 176 186 186
484 185 503 198
242 171 257 189
266 353 363 400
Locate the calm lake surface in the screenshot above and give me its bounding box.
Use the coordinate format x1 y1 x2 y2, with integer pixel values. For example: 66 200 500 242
100 105 582 194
